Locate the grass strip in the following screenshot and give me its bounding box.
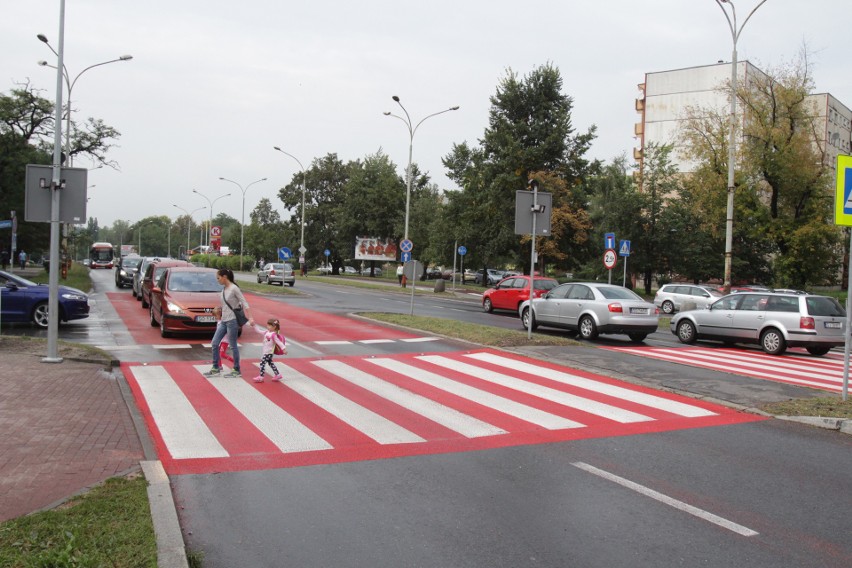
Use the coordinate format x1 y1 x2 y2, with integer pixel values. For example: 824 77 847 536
0 476 156 567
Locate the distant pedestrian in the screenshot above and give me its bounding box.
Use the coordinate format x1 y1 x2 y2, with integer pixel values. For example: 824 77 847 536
251 318 286 383
18 250 26 270
204 268 255 378
0 249 8 270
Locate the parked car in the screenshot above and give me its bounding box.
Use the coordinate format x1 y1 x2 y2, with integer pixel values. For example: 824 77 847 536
148 266 225 338
482 275 558 314
474 269 505 286
343 266 358 275
141 259 192 307
654 284 723 315
257 262 295 286
316 265 333 274
360 267 383 276
671 292 846 356
115 255 143 288
132 257 161 299
519 282 660 343
0 270 89 328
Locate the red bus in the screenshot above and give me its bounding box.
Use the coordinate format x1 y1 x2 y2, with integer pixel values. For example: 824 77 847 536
89 242 115 269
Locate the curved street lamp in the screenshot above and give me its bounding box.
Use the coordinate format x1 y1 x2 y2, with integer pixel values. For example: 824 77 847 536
273 147 307 274
714 0 767 294
36 34 132 168
192 189 232 252
219 177 267 271
384 96 459 242
173 204 206 258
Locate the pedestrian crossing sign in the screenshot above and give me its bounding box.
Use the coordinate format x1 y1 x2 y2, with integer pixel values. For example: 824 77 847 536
834 155 852 226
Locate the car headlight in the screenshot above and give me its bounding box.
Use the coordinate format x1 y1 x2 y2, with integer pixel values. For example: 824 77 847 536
61 293 87 301
166 300 185 315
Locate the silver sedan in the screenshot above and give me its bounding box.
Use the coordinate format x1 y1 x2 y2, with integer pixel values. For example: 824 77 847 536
519 282 660 343
256 262 295 286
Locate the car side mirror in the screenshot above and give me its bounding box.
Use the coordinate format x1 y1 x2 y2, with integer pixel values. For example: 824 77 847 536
152 286 161 294
5 282 18 291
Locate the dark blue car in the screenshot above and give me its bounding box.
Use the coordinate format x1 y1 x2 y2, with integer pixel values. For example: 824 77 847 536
0 270 90 328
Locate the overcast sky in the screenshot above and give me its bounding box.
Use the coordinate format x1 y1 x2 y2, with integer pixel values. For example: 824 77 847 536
2 0 849 229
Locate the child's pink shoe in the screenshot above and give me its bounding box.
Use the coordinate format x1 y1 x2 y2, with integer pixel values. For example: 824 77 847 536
252 375 264 383
271 374 283 382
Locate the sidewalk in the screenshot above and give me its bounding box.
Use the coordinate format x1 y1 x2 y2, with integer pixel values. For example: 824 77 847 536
0 344 145 522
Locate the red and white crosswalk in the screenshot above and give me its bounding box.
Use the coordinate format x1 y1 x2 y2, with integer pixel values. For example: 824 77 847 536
606 345 848 393
123 349 764 475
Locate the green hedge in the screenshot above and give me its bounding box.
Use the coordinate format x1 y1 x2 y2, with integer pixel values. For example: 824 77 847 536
189 254 253 272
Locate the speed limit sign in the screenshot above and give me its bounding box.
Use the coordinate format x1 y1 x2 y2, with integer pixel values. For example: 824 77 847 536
603 248 617 269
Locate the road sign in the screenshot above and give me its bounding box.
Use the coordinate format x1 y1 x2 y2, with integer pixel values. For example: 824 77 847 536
618 240 631 257
400 239 413 253
278 247 291 260
458 245 467 256
835 155 852 226
299 245 307 254
0 220 11 229
514 191 552 235
401 251 411 262
324 249 330 257
605 232 616 250
403 260 423 280
603 248 617 269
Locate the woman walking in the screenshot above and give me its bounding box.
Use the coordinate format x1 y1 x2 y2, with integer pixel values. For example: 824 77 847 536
204 268 255 378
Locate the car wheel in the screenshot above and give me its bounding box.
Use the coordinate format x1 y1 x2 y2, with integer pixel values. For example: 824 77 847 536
160 314 171 338
483 298 493 313
579 316 598 340
288 282 295 287
32 302 50 328
150 305 158 327
141 294 149 309
521 307 538 331
760 328 787 355
806 346 831 356
257 275 262 283
661 300 675 315
131 287 137 298
628 333 647 343
676 320 697 344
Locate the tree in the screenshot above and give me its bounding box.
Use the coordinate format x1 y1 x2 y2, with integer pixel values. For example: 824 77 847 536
679 53 841 288
443 64 596 274
245 198 288 263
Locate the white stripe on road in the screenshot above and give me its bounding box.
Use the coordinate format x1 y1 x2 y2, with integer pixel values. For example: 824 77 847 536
275 364 424 445
313 360 507 438
418 355 653 424
132 366 228 459
466 352 716 417
359 339 396 344
572 462 759 537
152 344 192 350
400 337 441 343
367 358 584 430
196 365 332 453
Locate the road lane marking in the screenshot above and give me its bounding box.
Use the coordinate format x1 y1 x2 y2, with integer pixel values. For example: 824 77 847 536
467 352 716 417
313 360 507 438
132 365 228 459
572 462 759 537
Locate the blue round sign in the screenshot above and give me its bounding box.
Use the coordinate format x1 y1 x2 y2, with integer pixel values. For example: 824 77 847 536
324 249 331 257
458 245 467 256
400 239 414 253
278 247 291 260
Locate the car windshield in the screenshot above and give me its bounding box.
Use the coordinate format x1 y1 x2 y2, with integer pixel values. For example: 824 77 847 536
534 280 558 291
597 286 643 301
167 272 223 293
122 258 142 269
806 296 846 317
1 273 38 287
707 289 724 297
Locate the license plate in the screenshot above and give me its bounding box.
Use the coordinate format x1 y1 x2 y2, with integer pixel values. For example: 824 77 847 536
196 315 216 323
630 308 649 315
824 321 842 329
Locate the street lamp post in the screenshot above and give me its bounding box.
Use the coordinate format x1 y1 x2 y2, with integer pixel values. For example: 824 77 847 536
36 35 132 168
192 189 231 252
219 177 267 271
714 0 767 294
173 204 206 258
273 147 307 275
384 96 459 242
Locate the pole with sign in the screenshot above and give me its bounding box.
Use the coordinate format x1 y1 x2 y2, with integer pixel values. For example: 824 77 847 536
835 154 852 400
618 240 631 287
603 249 617 284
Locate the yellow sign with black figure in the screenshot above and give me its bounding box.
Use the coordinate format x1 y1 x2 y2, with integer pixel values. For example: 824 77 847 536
835 155 852 226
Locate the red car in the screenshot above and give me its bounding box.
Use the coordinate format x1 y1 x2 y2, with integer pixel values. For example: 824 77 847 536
482 275 558 314
140 259 191 308
148 266 223 338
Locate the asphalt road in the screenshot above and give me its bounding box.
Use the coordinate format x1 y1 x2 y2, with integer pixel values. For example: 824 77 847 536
23 269 852 566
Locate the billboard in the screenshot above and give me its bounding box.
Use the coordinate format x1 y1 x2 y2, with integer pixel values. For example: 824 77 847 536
354 237 397 261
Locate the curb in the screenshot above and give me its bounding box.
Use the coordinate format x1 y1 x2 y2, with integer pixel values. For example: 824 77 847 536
775 415 852 434
141 461 189 568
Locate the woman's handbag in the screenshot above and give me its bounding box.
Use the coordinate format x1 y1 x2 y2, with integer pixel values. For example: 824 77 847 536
222 292 248 326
